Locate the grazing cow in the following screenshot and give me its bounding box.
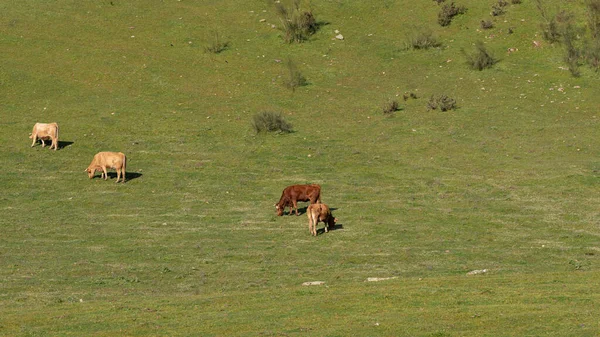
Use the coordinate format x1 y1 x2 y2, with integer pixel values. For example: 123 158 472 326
275 184 321 216
85 152 127 183
307 203 337 236
29 122 59 150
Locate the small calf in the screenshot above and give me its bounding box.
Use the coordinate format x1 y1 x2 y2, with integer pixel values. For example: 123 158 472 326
307 203 337 236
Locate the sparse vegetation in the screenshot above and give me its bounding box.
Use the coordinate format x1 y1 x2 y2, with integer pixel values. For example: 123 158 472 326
274 0 318 43
491 0 509 16
463 41 498 70
481 20 494 29
437 2 467 26
511 0 522 3
3 1 600 336
251 112 293 134
405 30 442 50
382 100 400 115
427 94 457 111
203 31 229 54
283 58 307 91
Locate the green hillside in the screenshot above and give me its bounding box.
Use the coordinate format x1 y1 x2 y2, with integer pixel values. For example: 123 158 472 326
1 0 599 335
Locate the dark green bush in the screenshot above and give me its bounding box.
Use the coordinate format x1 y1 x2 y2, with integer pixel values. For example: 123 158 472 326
480 20 494 29
491 0 509 16
252 112 293 134
382 100 400 115
427 95 457 112
464 41 498 70
283 59 307 91
405 30 442 50
438 2 467 27
204 31 229 54
275 0 318 43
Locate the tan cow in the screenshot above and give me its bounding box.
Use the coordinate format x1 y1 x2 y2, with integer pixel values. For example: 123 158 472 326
307 203 337 236
85 152 127 183
29 122 59 150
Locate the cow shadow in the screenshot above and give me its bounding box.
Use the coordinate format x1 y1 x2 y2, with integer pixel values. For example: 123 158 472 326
316 223 343 235
58 141 74 149
102 171 143 182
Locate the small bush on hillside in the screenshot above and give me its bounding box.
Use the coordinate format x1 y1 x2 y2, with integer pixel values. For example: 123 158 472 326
563 24 582 77
438 2 467 27
382 100 400 115
584 39 600 71
283 59 307 91
586 0 600 38
427 95 457 111
403 92 418 101
481 20 494 29
511 0 522 4
252 112 293 134
463 41 498 70
491 0 509 16
275 0 318 43
433 0 446 4
204 31 229 54
405 30 442 50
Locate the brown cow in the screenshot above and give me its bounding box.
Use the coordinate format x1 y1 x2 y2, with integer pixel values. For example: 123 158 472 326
85 152 127 183
275 184 321 216
29 122 59 150
307 203 337 236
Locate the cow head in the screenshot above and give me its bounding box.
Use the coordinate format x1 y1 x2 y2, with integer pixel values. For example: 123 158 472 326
275 203 284 216
327 216 338 229
85 167 96 179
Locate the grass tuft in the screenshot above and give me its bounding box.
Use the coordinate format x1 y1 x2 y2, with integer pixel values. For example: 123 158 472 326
252 112 293 134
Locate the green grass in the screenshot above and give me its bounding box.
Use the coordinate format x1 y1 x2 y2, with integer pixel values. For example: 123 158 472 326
1 0 599 335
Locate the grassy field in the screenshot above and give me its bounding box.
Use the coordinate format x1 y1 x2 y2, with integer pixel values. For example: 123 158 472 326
1 0 599 336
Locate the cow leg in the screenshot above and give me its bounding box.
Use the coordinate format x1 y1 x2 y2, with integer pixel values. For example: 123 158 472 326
41 139 46 147
51 138 58 150
30 135 37 147
115 169 121 183
102 168 108 180
293 201 299 216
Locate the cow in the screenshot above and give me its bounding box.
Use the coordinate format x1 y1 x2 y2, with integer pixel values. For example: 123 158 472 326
307 203 337 236
29 122 59 150
275 184 321 216
85 152 127 183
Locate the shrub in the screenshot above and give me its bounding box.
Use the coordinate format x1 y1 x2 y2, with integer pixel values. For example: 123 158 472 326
283 59 307 91
275 0 318 43
480 20 494 29
427 95 457 111
252 112 293 134
585 38 600 71
586 0 600 38
382 100 400 115
563 24 582 77
433 0 446 4
438 2 467 27
405 30 442 50
511 0 522 4
204 31 229 54
491 0 509 16
464 41 498 70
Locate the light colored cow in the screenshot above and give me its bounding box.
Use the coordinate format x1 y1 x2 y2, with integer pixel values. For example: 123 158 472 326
29 122 59 150
307 203 337 236
85 152 127 183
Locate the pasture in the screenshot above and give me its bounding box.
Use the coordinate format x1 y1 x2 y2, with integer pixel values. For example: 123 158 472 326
1 0 599 335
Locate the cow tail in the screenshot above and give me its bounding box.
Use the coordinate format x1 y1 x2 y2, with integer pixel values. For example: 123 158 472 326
122 153 127 173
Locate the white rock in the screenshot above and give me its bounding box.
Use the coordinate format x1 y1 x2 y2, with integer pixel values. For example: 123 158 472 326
335 34 344 40
466 269 488 275
302 281 325 286
366 277 397 282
